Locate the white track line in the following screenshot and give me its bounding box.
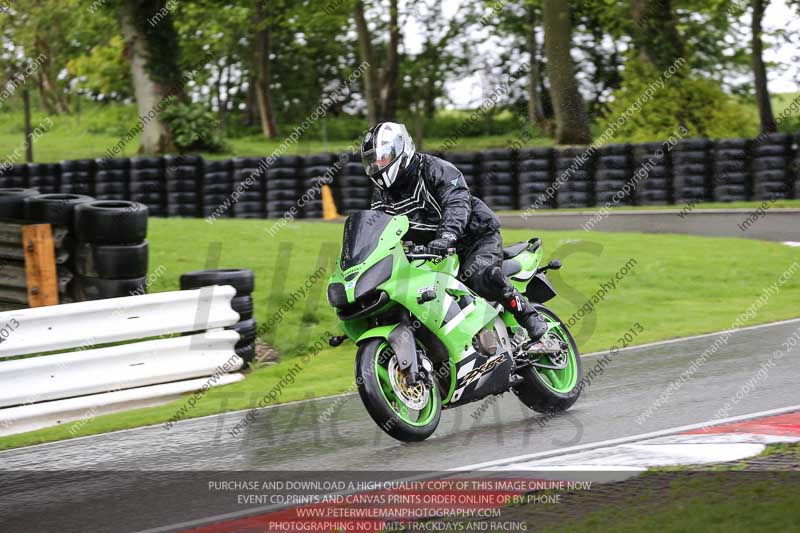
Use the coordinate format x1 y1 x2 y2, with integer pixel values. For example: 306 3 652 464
2 317 799 456
451 404 800 471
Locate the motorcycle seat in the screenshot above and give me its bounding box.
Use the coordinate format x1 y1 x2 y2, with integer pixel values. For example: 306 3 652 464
502 238 540 259
502 258 522 277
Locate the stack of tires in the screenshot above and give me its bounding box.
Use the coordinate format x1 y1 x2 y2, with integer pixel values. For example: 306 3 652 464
671 138 711 205
94 158 130 201
793 133 800 198
554 147 594 208
24 193 94 229
28 164 60 194
130 157 165 217
71 200 149 301
517 148 555 210
751 133 792 200
232 157 267 219
335 154 372 214
266 156 303 219
594 144 633 206
300 153 337 219
60 159 94 196
0 164 29 189
166 155 202 217
179 268 257 364
478 149 515 210
447 152 480 193
201 159 233 219
23 193 95 302
712 139 750 202
632 142 671 205
0 188 40 219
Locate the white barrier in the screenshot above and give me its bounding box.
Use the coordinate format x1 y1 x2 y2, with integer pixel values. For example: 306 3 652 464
0 285 244 437
0 374 244 437
0 285 239 358
0 330 242 408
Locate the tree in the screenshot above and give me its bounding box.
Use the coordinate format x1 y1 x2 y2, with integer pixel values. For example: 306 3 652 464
117 0 187 153
572 0 625 116
524 2 546 128
750 0 777 133
541 0 591 144
253 1 278 138
353 0 380 125
67 35 132 100
0 0 93 114
630 0 685 71
380 0 400 121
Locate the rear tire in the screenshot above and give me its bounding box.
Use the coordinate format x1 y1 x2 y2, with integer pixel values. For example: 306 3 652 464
514 305 582 413
356 339 440 442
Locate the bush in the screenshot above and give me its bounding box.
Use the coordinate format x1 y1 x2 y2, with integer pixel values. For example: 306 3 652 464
160 101 228 153
602 60 759 142
398 111 524 140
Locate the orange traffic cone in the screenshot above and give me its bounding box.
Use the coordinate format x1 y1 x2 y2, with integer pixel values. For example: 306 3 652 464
322 184 341 220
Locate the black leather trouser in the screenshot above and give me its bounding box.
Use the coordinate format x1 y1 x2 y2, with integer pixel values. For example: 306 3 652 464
457 232 534 319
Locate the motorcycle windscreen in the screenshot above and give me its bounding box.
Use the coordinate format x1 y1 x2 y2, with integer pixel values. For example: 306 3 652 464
340 210 394 270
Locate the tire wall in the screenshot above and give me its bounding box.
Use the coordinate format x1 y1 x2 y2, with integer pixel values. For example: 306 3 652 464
179 269 257 364
0 185 151 304
1 133 797 218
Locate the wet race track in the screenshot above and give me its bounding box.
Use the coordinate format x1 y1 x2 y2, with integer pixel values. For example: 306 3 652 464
1 318 799 532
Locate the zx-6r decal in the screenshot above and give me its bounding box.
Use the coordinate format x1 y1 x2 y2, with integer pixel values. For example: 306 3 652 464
450 351 507 403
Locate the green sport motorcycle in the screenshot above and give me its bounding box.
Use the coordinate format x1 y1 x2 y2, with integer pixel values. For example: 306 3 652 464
326 210 582 442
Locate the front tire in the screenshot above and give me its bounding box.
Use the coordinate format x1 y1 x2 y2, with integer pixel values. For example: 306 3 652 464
356 339 441 442
514 305 582 413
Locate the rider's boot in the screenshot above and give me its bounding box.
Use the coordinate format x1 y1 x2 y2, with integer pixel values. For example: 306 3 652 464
489 265 548 342
506 289 548 342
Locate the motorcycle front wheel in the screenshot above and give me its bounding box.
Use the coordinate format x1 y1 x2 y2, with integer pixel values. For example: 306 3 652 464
355 338 441 442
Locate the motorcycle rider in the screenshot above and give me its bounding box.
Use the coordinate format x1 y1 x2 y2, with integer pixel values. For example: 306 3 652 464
361 121 548 342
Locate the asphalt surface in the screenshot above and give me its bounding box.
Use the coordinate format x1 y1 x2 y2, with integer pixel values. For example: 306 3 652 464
499 208 800 242
1 318 799 532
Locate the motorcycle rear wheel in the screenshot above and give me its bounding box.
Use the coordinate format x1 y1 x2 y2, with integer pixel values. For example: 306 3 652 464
513 305 583 413
356 339 441 442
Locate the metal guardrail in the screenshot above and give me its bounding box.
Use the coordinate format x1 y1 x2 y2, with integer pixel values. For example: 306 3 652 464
0 285 239 358
0 285 244 436
0 374 244 437
0 330 241 408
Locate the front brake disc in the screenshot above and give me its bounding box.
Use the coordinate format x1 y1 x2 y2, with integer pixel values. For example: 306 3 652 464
388 355 431 410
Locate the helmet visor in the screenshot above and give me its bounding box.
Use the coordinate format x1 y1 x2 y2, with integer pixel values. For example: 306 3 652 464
362 135 404 177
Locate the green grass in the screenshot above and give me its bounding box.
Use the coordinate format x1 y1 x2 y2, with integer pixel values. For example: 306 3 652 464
542 476 800 533
0 219 798 451
0 119 554 162
541 443 800 533
773 92 800 114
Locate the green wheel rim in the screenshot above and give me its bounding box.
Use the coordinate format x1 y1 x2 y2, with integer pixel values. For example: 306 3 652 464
531 314 579 394
374 343 438 427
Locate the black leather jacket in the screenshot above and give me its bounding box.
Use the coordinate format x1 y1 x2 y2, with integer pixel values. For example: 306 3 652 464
370 153 500 249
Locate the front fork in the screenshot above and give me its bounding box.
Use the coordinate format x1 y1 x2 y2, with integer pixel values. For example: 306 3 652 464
389 311 425 386
354 310 427 387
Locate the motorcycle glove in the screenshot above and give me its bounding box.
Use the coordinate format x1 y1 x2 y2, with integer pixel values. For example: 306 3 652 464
428 232 457 256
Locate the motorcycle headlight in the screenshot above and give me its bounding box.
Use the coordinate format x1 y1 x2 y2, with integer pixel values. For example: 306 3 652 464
327 282 347 307
354 256 393 300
